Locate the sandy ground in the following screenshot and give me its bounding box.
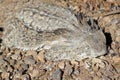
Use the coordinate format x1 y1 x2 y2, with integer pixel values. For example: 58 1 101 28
0 0 120 80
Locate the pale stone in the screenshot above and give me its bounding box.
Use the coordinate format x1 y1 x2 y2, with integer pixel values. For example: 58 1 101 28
2 3 106 61
116 36 120 42
26 50 37 57
37 51 45 62
58 61 65 69
70 60 78 66
116 28 120 36
24 55 36 65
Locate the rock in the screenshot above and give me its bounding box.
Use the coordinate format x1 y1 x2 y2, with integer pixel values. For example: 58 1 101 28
26 50 37 56
13 72 21 80
111 42 119 55
70 60 78 66
116 36 120 42
118 48 120 55
84 61 92 71
103 70 114 77
106 0 116 3
21 74 31 80
0 0 3 3
58 61 65 69
64 65 73 76
14 50 21 54
116 29 120 36
49 68 62 80
36 50 45 62
14 60 23 69
0 0 120 80
2 3 106 61
30 68 39 78
0 57 5 66
73 69 80 75
113 56 120 73
11 53 21 60
20 62 29 71
86 77 93 80
42 63 52 71
92 58 106 69
24 55 36 65
102 75 111 80
1 71 10 79
96 71 102 77
109 49 116 56
93 76 100 80
0 45 6 52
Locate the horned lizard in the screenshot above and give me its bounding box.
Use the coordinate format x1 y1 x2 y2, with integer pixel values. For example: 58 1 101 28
2 3 106 61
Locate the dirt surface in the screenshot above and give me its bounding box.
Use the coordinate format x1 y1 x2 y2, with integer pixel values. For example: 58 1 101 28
0 0 120 80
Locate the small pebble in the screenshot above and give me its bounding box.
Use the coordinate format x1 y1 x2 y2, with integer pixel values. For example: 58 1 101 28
109 49 116 56
1 71 10 79
11 53 21 60
116 36 120 42
30 68 39 78
26 50 37 56
102 75 111 80
73 69 80 75
58 61 65 69
64 65 73 76
24 55 36 65
37 51 45 62
49 68 62 80
21 74 31 80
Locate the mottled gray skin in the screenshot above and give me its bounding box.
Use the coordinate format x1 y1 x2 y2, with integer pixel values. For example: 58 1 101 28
2 3 106 61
